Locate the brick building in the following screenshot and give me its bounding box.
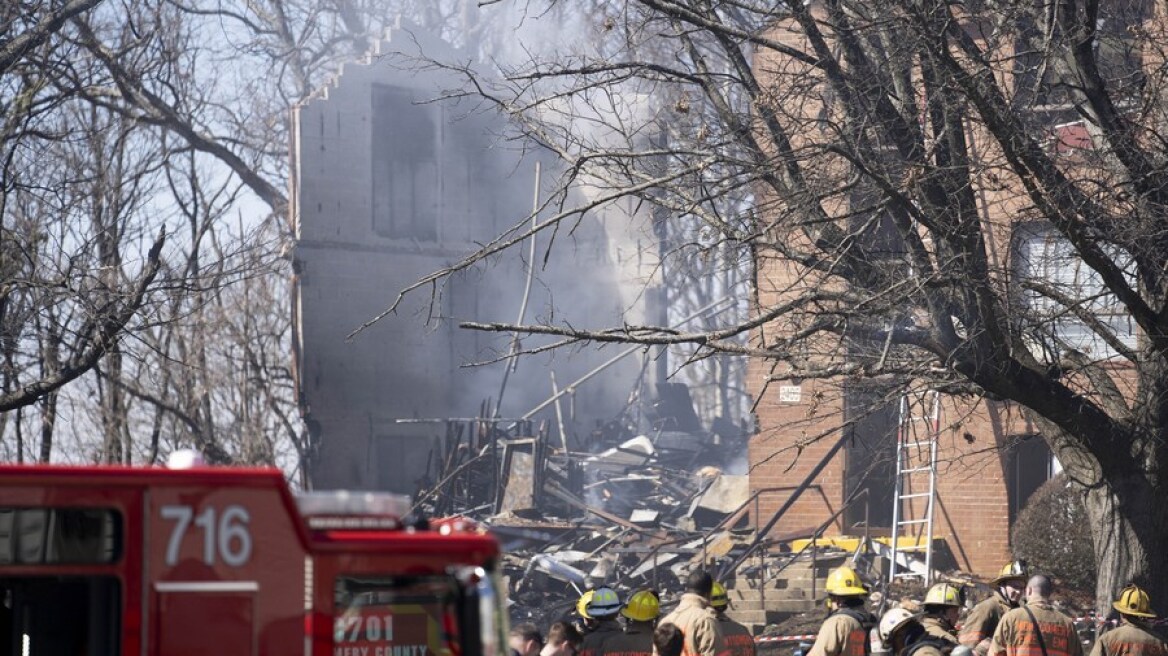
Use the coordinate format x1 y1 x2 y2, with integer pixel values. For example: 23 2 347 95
743 3 1153 579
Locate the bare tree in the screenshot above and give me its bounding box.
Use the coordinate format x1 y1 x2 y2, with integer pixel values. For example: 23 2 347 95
2 0 548 474
365 0 1168 606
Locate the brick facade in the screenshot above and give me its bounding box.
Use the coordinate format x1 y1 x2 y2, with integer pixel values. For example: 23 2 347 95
744 8 1062 581
748 377 1041 578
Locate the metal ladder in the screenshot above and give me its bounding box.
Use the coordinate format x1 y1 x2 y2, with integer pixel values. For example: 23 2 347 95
888 389 940 584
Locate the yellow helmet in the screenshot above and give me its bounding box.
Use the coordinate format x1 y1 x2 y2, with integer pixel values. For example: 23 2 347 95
924 582 963 607
991 560 1028 586
1113 585 1156 619
621 590 660 622
576 590 594 619
587 586 622 618
825 566 868 596
710 582 729 610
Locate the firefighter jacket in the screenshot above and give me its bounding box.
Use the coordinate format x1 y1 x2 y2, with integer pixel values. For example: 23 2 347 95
579 619 624 656
900 637 951 656
596 622 655 656
960 594 1014 656
717 614 757 656
1088 622 1168 656
922 615 959 644
659 593 728 656
808 608 874 656
989 600 1083 656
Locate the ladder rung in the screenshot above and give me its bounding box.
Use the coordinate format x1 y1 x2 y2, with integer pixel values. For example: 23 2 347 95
899 467 933 474
897 519 930 525
894 545 929 551
899 440 936 448
898 493 932 499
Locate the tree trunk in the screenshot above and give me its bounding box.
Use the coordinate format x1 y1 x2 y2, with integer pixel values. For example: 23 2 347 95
1082 480 1168 616
39 391 55 463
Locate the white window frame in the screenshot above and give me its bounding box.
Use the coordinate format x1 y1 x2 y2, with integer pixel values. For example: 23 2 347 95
1013 223 1137 361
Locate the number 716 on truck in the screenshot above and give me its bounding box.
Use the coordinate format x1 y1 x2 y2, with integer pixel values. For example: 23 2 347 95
0 461 508 656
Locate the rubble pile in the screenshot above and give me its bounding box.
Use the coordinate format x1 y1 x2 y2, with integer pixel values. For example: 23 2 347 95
408 399 756 627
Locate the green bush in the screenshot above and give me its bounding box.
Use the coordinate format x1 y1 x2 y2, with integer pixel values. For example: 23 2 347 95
1011 474 1096 594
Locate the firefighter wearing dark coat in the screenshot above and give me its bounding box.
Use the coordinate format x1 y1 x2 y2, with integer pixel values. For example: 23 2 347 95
1089 586 1168 656
599 590 658 656
711 582 756 656
809 566 877 656
579 587 624 656
575 590 598 636
989 575 1082 656
880 609 951 656
921 583 963 644
959 561 1028 656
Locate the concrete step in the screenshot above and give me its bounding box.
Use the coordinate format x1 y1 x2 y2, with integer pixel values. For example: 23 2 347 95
733 555 850 584
732 575 829 592
723 596 820 612
727 606 809 625
728 588 814 603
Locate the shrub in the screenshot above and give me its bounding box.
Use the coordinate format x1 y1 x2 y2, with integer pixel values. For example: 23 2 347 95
1011 474 1096 594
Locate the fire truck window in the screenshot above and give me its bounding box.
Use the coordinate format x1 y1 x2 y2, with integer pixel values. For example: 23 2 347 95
334 575 462 656
0 509 121 565
0 576 120 656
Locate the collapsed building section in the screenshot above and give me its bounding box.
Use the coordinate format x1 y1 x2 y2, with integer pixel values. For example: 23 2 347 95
290 20 642 493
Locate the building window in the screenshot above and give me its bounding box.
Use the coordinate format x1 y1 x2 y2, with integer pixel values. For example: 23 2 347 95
1013 223 1137 360
1005 434 1053 525
843 383 898 531
372 85 439 242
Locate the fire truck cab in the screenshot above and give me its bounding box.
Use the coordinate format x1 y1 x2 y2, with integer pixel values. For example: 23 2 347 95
0 462 507 656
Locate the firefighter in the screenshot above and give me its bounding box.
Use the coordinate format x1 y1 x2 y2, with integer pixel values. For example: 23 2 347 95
989 575 1082 656
599 589 658 656
959 561 1028 656
879 609 948 656
658 568 727 656
579 587 624 656
808 565 877 656
711 581 756 656
576 590 597 635
921 583 963 644
1088 586 1168 656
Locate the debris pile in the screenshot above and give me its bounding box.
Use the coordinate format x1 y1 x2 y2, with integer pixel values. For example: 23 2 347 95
407 390 755 627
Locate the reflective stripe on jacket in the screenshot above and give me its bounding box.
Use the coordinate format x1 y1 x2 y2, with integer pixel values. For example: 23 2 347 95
989 601 1083 656
718 615 757 656
1088 622 1168 656
579 620 624 656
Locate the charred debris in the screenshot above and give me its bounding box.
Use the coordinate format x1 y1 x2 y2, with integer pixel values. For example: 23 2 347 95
406 383 758 625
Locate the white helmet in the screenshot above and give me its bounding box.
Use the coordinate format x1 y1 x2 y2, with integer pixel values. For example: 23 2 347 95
879 608 916 643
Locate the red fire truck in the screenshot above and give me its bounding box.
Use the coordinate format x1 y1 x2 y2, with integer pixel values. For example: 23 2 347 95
0 461 507 656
